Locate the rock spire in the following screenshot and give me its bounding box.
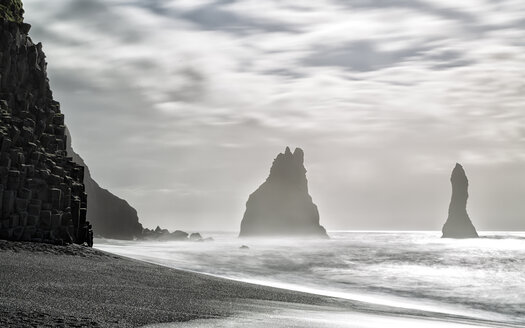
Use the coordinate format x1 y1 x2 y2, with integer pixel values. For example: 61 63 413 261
442 163 479 238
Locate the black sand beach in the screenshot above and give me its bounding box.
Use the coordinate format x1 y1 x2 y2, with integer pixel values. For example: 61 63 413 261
0 240 355 327
0 240 517 328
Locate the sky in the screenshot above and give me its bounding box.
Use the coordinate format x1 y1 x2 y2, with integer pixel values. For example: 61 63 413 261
23 0 525 231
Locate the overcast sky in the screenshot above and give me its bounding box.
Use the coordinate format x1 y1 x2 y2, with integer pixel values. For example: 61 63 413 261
23 0 525 231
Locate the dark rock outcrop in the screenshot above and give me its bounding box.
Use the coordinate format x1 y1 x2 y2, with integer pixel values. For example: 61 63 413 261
142 227 208 241
189 232 202 241
442 163 479 238
172 230 189 240
65 129 143 240
239 147 327 237
0 5 92 245
0 0 23 23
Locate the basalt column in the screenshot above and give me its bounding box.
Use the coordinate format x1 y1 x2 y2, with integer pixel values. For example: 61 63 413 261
0 1 93 246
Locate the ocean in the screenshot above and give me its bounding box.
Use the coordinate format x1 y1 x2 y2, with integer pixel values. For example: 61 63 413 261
95 232 525 327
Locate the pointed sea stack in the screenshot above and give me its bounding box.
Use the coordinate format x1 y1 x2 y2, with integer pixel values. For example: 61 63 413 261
442 163 479 238
239 147 327 238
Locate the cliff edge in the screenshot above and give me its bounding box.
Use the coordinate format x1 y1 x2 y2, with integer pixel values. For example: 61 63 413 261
0 3 92 245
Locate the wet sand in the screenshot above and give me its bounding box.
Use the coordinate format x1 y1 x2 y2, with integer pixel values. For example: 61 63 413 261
0 240 514 327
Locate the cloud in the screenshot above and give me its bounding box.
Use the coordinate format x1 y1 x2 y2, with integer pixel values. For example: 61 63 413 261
303 40 428 71
22 0 525 231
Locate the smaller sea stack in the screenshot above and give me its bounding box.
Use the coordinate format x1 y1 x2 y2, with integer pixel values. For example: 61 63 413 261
239 147 327 238
442 163 479 238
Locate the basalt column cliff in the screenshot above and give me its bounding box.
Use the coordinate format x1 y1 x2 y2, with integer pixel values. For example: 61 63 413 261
240 147 328 237
442 163 479 238
0 1 93 245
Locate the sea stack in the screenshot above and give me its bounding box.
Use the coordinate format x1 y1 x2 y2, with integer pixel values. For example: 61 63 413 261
239 147 327 237
442 163 479 238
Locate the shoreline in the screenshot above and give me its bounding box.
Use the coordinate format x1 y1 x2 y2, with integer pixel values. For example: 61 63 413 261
0 240 518 327
101 249 488 320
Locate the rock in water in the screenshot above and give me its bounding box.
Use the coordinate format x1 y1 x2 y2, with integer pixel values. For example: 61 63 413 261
442 163 479 238
239 147 328 237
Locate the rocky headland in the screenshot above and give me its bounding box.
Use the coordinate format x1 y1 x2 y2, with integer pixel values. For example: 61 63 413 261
442 163 479 238
240 147 327 237
66 129 144 240
0 1 92 246
0 0 162 244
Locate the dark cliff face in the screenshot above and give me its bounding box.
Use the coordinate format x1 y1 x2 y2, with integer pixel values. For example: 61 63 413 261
442 163 479 238
0 11 92 245
65 129 143 240
240 147 328 237
0 0 23 23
